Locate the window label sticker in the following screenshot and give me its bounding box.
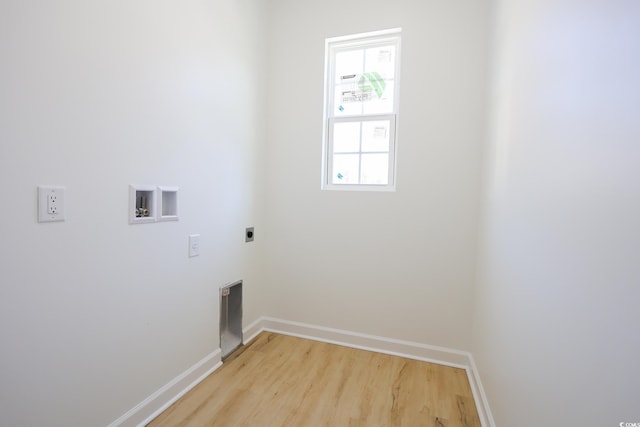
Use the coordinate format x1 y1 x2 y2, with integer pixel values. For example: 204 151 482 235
340 72 386 103
373 126 387 138
378 49 392 63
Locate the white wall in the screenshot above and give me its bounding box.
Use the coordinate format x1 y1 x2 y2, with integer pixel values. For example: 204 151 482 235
473 0 640 425
262 0 491 350
0 1 267 425
7 0 638 425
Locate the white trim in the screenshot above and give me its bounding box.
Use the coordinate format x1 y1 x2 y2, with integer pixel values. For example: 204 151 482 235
468 353 497 427
242 316 495 427
258 316 469 368
320 183 397 192
107 349 222 427
242 316 264 345
325 27 402 45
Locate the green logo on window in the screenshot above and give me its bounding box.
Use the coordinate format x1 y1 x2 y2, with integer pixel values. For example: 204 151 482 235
358 72 386 98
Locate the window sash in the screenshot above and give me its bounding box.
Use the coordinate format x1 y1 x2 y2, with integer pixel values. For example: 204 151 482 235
327 38 400 120
326 114 396 188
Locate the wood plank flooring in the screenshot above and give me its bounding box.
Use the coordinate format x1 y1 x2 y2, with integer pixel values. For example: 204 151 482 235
148 332 480 427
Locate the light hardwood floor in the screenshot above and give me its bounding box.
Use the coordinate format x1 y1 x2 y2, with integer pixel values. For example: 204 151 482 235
148 332 480 427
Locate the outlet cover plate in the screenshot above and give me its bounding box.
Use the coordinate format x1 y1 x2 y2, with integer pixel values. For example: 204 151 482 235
38 186 65 222
245 227 254 242
189 234 200 257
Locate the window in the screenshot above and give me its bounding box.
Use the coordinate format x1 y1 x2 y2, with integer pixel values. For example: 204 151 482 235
322 29 401 191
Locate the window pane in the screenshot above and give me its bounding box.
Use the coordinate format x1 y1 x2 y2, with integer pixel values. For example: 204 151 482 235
335 78 393 115
333 122 361 153
361 120 390 152
364 45 396 79
332 154 360 184
360 153 389 185
335 49 364 83
362 80 394 114
334 49 365 115
334 83 364 116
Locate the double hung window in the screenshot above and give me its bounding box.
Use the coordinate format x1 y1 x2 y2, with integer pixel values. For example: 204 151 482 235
322 29 401 190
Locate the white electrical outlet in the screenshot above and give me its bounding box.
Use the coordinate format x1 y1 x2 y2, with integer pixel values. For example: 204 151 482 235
48 193 58 214
38 186 65 222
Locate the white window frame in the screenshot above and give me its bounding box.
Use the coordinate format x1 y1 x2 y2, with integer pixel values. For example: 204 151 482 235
321 28 402 191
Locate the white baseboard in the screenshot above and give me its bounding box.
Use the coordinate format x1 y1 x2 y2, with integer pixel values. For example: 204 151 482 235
107 349 222 427
109 316 495 427
244 316 496 427
467 353 497 427
242 316 264 345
